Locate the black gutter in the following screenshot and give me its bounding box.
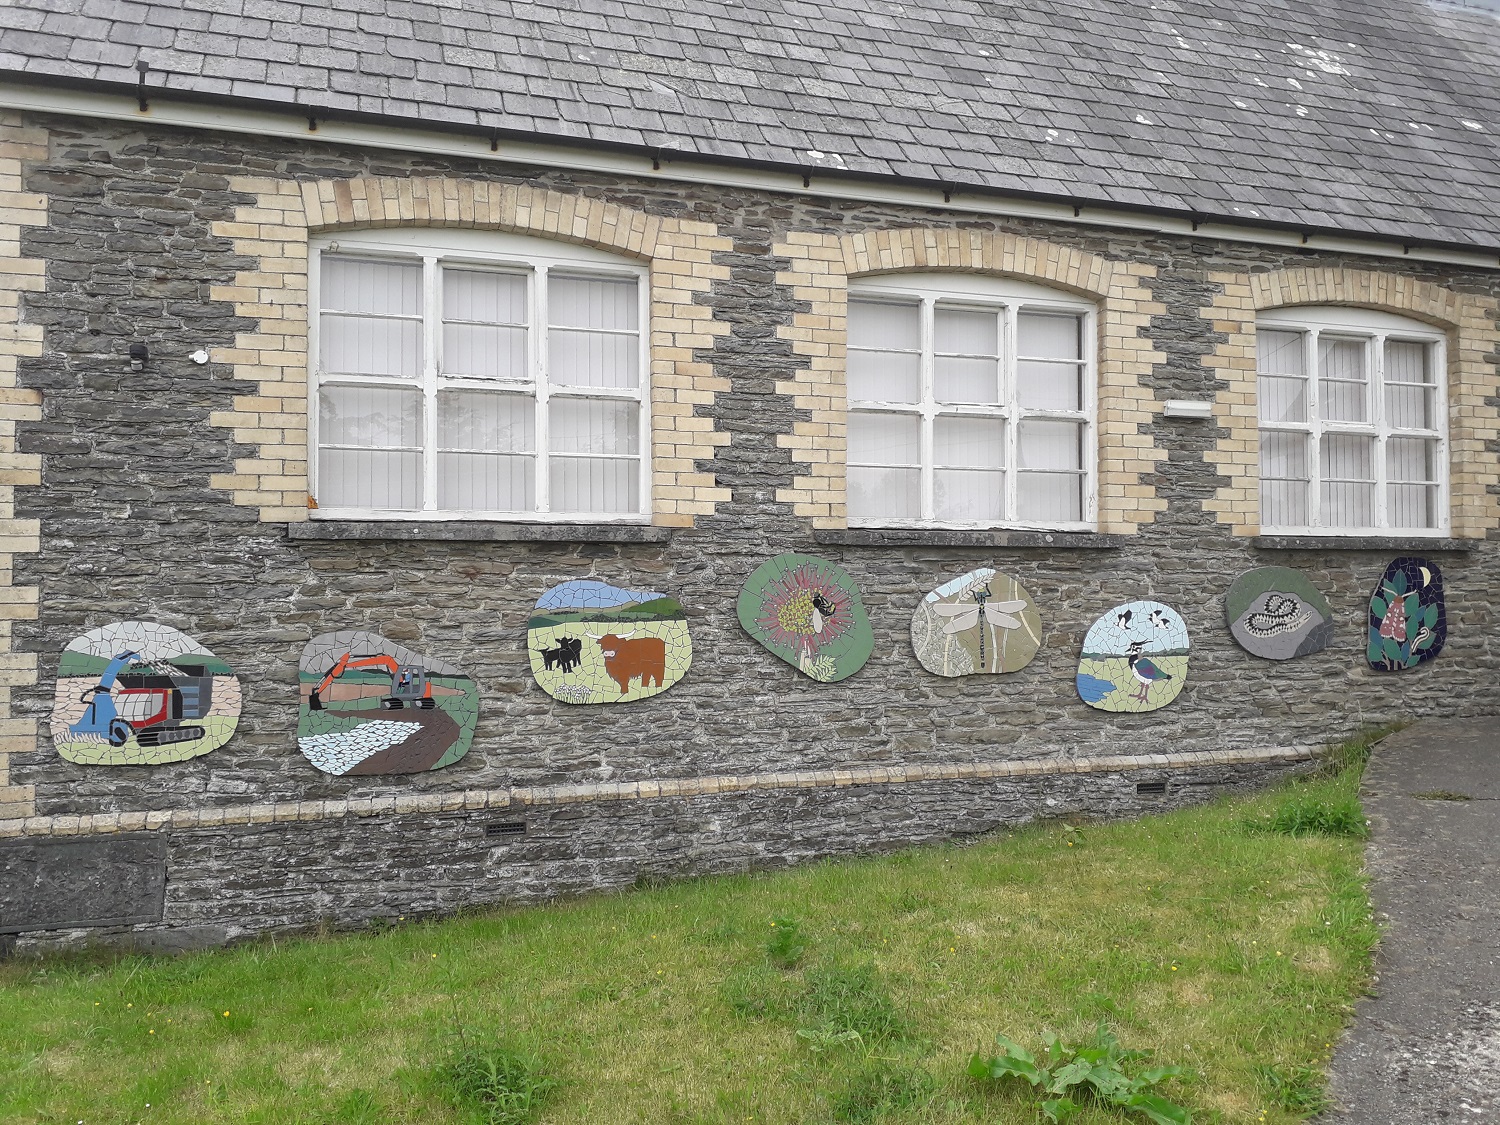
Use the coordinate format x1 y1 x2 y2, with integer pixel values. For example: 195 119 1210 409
6 66 1500 264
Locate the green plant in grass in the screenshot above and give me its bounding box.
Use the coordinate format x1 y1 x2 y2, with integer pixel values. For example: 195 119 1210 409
1255 1063 1331 1114
434 1044 557 1125
967 1023 1191 1124
797 960 907 1049
1259 790 1369 839
830 1059 936 1122
765 916 807 968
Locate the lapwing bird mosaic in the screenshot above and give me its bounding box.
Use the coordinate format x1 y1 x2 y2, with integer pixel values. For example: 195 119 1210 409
1076 600 1190 713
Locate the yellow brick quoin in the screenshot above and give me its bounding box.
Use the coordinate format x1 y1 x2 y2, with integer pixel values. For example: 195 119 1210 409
1199 266 1500 537
211 177 734 527
773 227 1169 532
0 112 44 820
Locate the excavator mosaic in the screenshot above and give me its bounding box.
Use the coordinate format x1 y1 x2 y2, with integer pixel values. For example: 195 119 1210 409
297 630 479 775
738 553 874 683
527 579 692 704
50 621 241 765
1075 600 1190 713
1225 566 1335 660
910 568 1042 676
1366 557 1446 672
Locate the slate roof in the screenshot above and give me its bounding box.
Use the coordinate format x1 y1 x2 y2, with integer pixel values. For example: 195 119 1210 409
4 0 1500 249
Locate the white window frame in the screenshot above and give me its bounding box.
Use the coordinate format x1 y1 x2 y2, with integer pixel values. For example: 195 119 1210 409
308 228 652 523
1257 307 1449 537
845 273 1098 531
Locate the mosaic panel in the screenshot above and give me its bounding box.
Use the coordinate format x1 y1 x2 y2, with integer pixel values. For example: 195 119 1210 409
527 579 692 704
297 630 479 775
50 621 241 766
1224 566 1334 660
737 553 874 683
1367 557 1446 672
1076 601 1190 713
911 568 1042 676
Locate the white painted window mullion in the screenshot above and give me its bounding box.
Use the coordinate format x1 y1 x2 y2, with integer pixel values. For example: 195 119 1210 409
422 255 440 513
920 297 935 521
535 266 550 514
1004 302 1019 523
1307 328 1322 529
1372 332 1389 530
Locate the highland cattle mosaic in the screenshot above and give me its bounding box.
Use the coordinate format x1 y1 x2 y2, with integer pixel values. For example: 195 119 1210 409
1075 601 1190 713
50 621 241 765
1225 566 1334 660
297 631 479 775
527 580 692 704
738 553 874 683
911 568 1042 676
1367 557 1446 672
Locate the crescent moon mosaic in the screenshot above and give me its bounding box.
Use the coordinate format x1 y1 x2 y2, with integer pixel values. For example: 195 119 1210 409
1366 557 1446 672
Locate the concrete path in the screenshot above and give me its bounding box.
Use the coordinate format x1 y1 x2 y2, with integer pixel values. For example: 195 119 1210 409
1323 720 1499 1122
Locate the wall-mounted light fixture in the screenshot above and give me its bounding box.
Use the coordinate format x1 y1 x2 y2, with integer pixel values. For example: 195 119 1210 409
128 343 149 372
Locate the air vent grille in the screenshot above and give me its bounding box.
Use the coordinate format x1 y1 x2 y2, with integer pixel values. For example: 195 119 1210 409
485 821 526 838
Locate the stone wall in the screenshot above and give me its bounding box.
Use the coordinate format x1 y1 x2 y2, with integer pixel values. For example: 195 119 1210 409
3 111 1498 947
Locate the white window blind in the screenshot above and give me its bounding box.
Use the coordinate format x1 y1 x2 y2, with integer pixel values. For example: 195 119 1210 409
846 277 1094 529
1257 310 1446 534
313 233 647 520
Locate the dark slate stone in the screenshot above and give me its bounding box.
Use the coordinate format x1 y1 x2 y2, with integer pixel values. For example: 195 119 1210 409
0 834 168 933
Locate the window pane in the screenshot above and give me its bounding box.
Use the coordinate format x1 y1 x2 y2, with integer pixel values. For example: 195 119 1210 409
318 449 422 510
1388 484 1438 529
321 314 420 379
934 415 1004 469
1386 339 1432 384
848 465 920 520
848 411 919 465
322 256 420 315
1319 336 1368 422
1385 382 1435 430
319 385 421 448
438 390 534 453
1387 436 1438 483
549 329 638 390
849 297 919 351
1322 433 1375 527
1257 329 1305 376
1259 430 1308 528
550 457 639 514
935 305 998 355
549 275 638 331
438 453 535 511
848 348 921 403
444 324 528 380
1258 375 1307 423
1017 312 1081 360
445 268 526 324
1018 420 1083 471
935 470 1004 522
935 355 999 404
1018 473 1082 522
1017 360 1083 411
549 398 639 455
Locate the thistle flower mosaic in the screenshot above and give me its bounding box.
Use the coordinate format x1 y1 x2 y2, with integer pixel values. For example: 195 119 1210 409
297 630 479 775
911 568 1042 676
527 579 692 704
737 553 874 683
1366 557 1446 672
50 621 241 766
1225 566 1334 661
1075 600 1189 713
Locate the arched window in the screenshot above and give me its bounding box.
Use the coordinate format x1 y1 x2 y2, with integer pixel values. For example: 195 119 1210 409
1257 308 1448 534
845 274 1096 529
309 228 649 520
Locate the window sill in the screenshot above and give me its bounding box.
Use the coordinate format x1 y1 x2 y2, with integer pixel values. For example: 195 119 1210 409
287 520 674 544
1252 534 1475 552
813 528 1124 549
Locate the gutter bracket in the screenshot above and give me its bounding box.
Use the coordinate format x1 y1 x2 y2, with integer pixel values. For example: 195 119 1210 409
135 61 149 112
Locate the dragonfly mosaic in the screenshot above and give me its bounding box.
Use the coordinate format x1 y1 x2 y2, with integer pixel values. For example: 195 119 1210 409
911 568 1042 676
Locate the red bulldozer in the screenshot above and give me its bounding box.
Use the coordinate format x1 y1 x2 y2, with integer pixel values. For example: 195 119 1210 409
307 652 436 712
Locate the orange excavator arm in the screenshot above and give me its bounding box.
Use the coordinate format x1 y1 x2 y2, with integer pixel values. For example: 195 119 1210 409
308 652 402 710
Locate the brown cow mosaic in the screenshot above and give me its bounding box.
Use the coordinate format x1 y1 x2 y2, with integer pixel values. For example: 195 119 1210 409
528 580 692 704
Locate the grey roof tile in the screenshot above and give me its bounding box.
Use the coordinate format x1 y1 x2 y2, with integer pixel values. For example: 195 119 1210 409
6 0 1500 246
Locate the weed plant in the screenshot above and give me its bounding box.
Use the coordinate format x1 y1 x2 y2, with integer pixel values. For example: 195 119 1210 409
435 1045 557 1125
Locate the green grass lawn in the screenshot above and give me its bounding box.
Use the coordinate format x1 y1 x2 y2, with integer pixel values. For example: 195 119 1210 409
0 749 1378 1125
